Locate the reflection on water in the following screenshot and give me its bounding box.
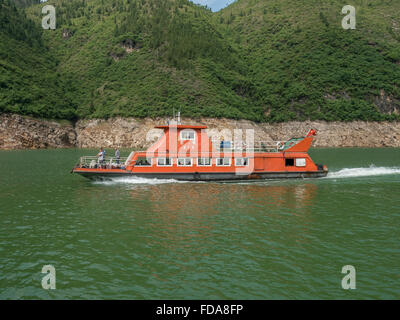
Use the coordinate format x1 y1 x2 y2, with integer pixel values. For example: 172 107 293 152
127 181 317 212
127 182 319 275
1 148 399 299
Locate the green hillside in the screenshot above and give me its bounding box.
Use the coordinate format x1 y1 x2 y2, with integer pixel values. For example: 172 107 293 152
1 0 399 122
217 0 400 121
0 0 78 119
23 0 258 120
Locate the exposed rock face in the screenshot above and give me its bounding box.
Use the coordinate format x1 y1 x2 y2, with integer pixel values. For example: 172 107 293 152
61 29 73 39
121 38 141 52
1 113 400 149
176 118 400 148
75 118 163 149
0 114 76 150
258 120 400 148
374 89 400 115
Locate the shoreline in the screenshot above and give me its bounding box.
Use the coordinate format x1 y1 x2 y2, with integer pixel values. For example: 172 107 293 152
1 113 400 150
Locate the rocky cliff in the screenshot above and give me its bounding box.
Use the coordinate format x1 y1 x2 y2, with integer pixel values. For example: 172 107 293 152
0 114 76 149
1 113 400 150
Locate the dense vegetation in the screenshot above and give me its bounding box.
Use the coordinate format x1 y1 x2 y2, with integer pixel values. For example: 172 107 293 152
0 0 77 119
0 0 399 122
218 0 400 122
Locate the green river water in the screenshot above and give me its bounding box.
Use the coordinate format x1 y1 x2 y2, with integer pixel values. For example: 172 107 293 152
0 148 399 299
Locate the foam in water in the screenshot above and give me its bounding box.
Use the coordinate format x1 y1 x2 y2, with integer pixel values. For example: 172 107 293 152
92 176 190 185
93 165 400 185
327 165 400 179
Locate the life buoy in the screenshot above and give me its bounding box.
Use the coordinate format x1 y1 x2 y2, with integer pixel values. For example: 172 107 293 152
276 141 285 150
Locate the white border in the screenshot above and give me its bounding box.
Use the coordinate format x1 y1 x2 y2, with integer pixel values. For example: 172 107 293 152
180 129 196 141
216 158 231 166
296 158 306 167
197 157 212 167
135 157 153 167
177 158 193 167
235 157 249 166
156 157 173 167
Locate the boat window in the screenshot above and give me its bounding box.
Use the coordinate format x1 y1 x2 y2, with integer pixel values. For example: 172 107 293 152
177 158 192 166
235 158 249 166
216 158 231 166
180 130 195 141
296 158 306 167
285 158 294 166
197 158 212 166
135 157 152 166
157 158 173 166
219 141 232 150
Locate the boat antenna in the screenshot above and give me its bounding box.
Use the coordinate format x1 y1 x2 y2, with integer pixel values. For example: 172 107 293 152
177 110 181 124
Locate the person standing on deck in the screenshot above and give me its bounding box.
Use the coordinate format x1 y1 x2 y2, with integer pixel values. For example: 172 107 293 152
98 148 104 166
102 149 107 167
115 148 120 165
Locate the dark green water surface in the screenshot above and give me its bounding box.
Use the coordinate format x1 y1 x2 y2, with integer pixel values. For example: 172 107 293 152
0 148 399 299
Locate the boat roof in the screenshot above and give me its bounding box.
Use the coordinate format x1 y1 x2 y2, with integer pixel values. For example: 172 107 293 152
155 124 207 129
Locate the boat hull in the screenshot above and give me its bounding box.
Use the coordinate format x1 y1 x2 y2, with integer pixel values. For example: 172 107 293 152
73 170 328 181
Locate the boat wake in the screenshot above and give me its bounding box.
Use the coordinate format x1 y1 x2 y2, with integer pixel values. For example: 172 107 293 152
92 176 190 185
91 166 400 185
327 165 400 179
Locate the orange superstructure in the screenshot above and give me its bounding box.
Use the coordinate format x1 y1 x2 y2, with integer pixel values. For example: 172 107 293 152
72 121 328 181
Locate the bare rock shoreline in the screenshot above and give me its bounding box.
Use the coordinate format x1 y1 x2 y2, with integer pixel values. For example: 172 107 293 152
1 113 400 150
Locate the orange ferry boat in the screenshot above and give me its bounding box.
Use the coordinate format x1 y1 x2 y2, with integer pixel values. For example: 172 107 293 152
72 118 328 181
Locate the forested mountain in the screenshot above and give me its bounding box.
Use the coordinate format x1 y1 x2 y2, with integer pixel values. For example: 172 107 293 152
0 0 399 122
0 0 77 119
217 0 400 121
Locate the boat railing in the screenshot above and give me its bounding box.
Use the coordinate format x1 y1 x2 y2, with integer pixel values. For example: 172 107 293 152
75 138 301 168
77 156 129 169
120 141 290 157
210 139 286 153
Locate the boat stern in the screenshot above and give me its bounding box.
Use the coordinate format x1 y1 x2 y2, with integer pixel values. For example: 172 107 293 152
71 155 132 180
